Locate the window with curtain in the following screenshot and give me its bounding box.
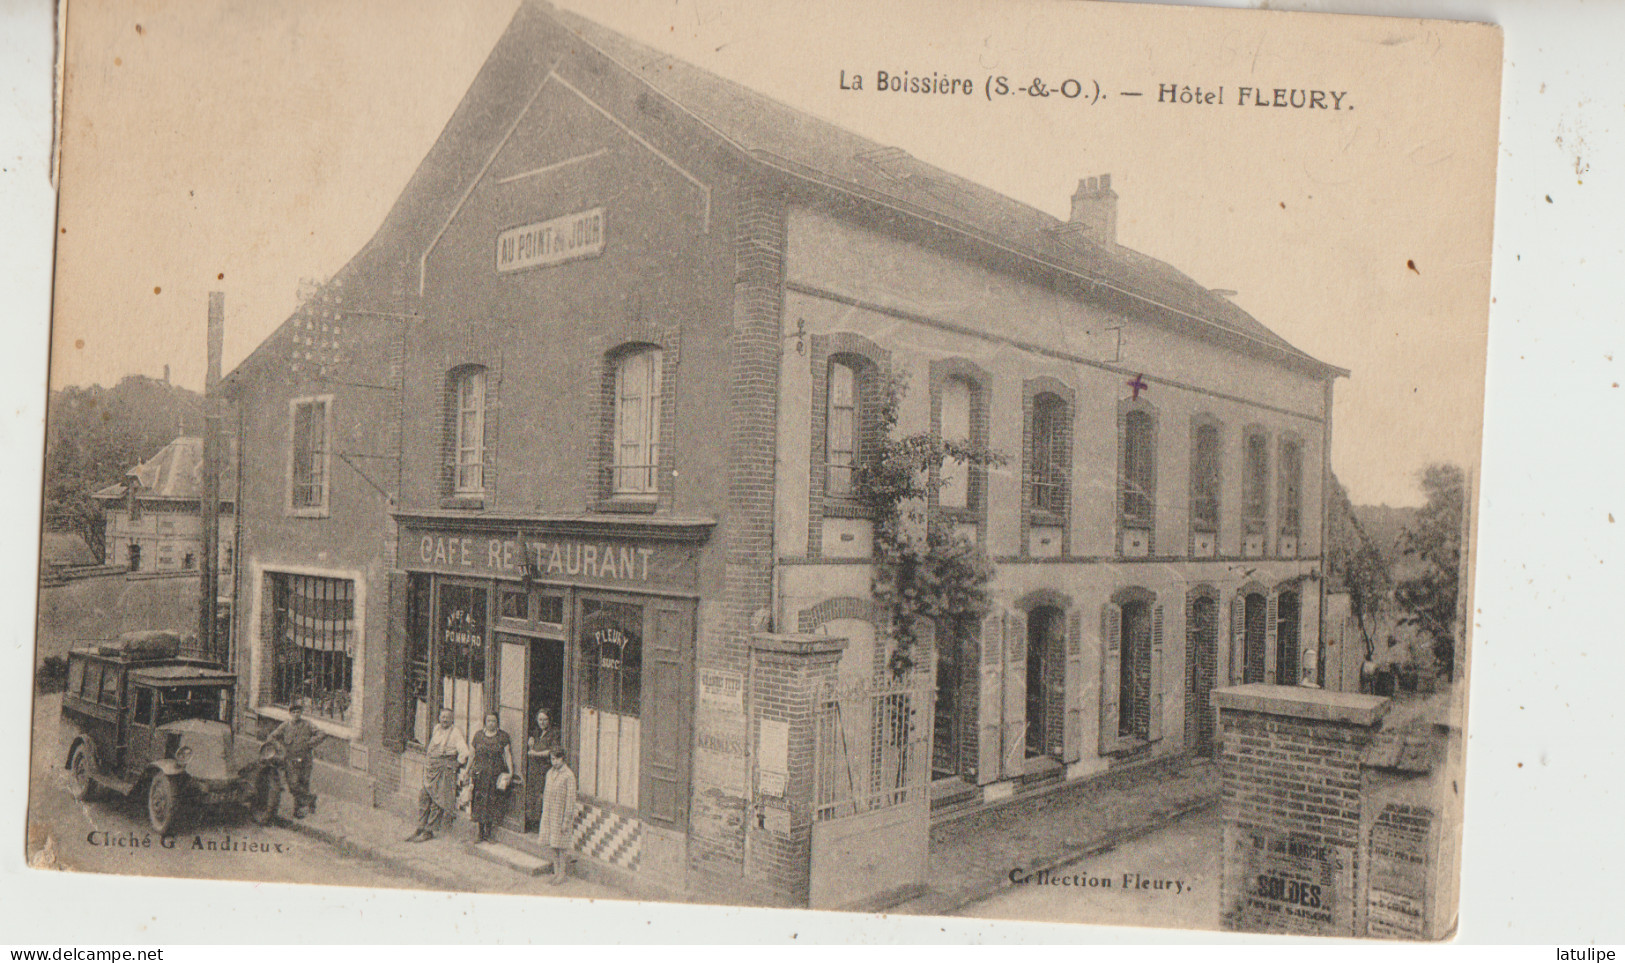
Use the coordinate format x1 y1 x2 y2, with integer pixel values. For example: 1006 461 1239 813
826 360 859 498
939 376 973 510
1279 439 1303 538
1122 409 1156 526
436 582 487 740
270 573 355 723
1243 431 1269 535
577 598 643 809
1030 393 1068 514
1191 423 1221 533
452 367 486 494
290 399 329 510
611 347 662 497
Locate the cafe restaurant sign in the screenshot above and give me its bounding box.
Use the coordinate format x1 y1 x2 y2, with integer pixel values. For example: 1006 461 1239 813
407 526 694 589
496 207 606 273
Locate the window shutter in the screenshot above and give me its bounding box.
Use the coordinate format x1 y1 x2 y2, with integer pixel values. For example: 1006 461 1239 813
1002 610 1027 779
976 613 1003 785
1149 604 1165 742
1099 603 1123 755
1063 609 1083 763
640 602 692 828
1265 593 1280 684
1230 595 1246 685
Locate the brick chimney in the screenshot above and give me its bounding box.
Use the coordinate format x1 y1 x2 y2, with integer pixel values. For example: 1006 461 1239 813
1070 174 1118 246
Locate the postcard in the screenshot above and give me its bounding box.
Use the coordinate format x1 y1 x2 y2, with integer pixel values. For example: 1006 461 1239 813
30 0 1501 939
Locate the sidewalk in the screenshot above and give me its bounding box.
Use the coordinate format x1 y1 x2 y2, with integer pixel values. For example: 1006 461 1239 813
891 754 1221 917
275 791 624 899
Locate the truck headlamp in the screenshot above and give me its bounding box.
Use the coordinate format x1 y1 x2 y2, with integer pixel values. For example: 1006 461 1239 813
175 746 193 767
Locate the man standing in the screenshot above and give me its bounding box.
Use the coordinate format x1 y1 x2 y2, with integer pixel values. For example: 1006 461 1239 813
406 707 470 842
266 701 327 819
538 747 577 884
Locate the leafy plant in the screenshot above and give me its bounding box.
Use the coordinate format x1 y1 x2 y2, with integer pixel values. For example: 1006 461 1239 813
854 371 1005 677
1394 464 1466 680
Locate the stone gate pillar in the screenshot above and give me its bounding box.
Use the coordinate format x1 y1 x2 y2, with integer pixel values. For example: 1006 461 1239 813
1215 684 1388 936
742 631 847 907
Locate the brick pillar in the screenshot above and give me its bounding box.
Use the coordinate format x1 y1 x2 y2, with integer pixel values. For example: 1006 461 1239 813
743 631 847 907
1215 684 1387 936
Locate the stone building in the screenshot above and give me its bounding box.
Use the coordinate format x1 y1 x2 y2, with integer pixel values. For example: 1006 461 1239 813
221 1 1344 906
94 436 235 577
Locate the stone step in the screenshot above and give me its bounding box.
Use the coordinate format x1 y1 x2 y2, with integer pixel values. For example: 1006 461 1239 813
463 840 550 877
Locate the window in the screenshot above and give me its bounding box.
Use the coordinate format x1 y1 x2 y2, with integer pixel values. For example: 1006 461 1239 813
1276 589 1302 684
577 598 643 808
826 360 859 498
133 686 155 725
436 582 488 739
269 573 356 724
939 376 974 510
1243 430 1269 535
1102 591 1162 752
1030 394 1068 515
452 367 487 494
609 347 663 497
127 543 141 571
1119 600 1149 737
67 658 84 698
1191 423 1221 533
1279 439 1303 539
183 552 196 570
290 398 330 512
405 576 432 746
1122 409 1155 526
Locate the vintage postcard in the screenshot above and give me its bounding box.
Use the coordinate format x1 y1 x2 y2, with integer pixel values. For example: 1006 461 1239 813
30 0 1501 939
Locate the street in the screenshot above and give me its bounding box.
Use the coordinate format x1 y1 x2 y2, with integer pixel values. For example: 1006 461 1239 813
958 805 1222 933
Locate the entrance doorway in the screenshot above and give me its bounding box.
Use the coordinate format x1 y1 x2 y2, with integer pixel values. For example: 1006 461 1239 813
1243 592 1268 684
1276 589 1301 686
1026 606 1064 758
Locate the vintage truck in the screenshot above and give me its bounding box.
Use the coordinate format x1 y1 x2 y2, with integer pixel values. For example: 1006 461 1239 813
59 631 284 834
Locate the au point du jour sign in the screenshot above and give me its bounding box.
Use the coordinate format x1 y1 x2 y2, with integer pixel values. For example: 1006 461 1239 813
496 207 607 273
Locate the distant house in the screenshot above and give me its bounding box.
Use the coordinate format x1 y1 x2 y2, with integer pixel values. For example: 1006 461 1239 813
93 437 235 579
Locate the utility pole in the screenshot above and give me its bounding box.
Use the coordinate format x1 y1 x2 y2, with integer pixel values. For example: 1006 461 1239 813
199 292 224 662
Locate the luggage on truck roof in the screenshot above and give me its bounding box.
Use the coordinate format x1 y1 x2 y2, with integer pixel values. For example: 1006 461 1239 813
95 630 184 661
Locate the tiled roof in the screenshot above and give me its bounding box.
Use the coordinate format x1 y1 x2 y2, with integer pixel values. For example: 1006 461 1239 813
92 437 236 504
548 4 1341 376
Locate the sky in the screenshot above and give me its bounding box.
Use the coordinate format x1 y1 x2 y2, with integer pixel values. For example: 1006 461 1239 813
48 0 1501 507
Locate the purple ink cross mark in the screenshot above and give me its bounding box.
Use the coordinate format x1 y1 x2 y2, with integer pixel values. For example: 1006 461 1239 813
1128 373 1149 400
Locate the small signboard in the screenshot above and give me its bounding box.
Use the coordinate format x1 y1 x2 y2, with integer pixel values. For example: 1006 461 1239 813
757 718 790 797
496 207 606 273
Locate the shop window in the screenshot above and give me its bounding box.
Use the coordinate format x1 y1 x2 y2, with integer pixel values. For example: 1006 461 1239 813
1191 422 1221 534
269 573 356 724
825 359 860 498
939 376 974 510
437 582 488 739
577 598 643 809
289 397 331 513
611 347 662 498
1029 393 1069 515
1278 438 1303 540
1242 429 1269 537
449 366 487 495
1121 408 1156 528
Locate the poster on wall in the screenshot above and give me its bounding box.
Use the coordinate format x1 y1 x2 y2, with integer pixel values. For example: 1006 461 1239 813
27 0 1498 940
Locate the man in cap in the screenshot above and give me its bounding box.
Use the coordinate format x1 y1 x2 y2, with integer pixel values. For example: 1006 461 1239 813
266 701 328 819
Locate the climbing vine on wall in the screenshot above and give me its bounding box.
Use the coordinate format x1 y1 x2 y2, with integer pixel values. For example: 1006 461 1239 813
854 371 1006 678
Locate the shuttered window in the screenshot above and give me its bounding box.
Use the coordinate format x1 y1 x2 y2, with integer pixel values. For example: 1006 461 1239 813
1191 423 1221 533
1278 439 1303 538
452 367 487 494
939 376 974 510
1030 394 1068 514
1243 430 1269 536
1122 410 1156 526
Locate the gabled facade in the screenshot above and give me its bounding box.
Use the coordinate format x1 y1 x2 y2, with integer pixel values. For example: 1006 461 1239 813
224 1 1344 906
93 436 235 577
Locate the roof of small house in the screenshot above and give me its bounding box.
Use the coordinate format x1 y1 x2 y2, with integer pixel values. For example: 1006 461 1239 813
92 437 236 506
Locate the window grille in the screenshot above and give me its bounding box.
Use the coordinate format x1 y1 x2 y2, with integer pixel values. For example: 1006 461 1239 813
270 573 355 723
290 400 329 510
611 348 663 496
1030 395 1068 514
826 361 858 497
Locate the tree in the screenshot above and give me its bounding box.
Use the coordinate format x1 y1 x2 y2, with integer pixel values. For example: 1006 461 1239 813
1325 475 1393 661
1394 464 1466 679
43 375 203 562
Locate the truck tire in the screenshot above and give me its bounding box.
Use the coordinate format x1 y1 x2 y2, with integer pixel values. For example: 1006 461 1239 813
248 769 280 826
67 743 101 802
147 772 183 835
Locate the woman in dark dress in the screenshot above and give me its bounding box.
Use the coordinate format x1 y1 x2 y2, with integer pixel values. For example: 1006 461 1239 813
526 707 561 830
468 712 514 843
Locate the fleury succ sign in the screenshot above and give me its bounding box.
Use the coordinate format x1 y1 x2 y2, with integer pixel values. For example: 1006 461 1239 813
496 207 606 273
407 527 695 589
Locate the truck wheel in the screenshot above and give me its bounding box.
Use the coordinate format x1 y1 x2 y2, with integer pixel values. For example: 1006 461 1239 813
67 743 100 802
248 769 280 826
147 772 182 835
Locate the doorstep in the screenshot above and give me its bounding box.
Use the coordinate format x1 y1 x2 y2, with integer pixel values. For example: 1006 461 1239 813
464 839 549 876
